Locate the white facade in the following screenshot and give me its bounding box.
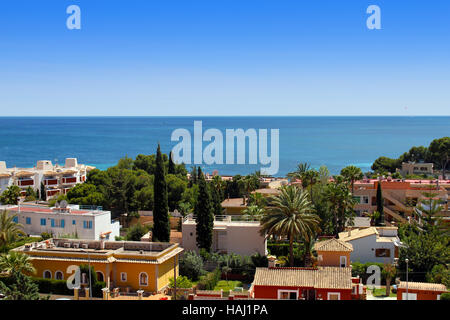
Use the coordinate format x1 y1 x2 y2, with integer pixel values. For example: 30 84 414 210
338 227 400 264
0 158 94 198
182 215 267 256
3 204 120 240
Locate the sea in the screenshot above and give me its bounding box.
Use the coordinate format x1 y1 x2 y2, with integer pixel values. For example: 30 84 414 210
0 116 448 176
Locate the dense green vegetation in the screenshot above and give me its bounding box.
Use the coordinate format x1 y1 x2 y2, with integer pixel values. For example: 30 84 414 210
371 137 450 176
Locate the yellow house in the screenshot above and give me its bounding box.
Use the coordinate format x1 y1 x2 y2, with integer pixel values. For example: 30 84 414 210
13 238 183 293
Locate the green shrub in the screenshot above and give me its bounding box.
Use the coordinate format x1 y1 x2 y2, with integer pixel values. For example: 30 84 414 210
33 278 73 295
197 269 221 290
169 276 193 289
440 292 450 300
179 251 205 281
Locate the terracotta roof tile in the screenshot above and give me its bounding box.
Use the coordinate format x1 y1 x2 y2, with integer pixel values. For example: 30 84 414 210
253 267 352 290
314 238 353 252
398 281 447 292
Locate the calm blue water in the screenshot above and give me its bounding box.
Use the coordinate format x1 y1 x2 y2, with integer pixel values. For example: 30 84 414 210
0 117 448 176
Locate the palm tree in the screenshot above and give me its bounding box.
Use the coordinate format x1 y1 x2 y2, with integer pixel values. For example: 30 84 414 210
0 251 36 275
241 174 259 205
287 162 311 180
325 181 356 235
0 210 25 252
340 165 363 195
242 205 264 219
382 263 396 296
302 238 318 267
260 185 321 267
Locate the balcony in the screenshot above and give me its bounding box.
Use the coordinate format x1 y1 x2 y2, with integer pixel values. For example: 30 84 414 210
62 176 77 184
18 179 34 187
44 178 58 186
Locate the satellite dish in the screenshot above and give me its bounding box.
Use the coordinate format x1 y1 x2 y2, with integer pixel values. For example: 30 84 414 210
60 200 68 209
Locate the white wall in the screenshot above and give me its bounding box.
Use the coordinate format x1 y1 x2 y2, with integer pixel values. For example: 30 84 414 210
10 210 118 240
181 222 267 256
347 234 396 264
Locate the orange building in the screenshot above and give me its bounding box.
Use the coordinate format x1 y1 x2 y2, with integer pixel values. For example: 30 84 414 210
14 238 183 293
353 179 449 225
314 238 353 268
397 281 447 300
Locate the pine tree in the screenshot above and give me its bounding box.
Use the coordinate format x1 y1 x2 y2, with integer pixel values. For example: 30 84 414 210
152 144 170 242
0 270 40 300
376 182 384 225
194 167 214 251
168 151 176 175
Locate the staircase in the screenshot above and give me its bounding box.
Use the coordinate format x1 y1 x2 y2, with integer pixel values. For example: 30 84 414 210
384 206 408 224
383 192 409 212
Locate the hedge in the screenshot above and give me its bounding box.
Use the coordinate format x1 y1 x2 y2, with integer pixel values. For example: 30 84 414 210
32 278 106 298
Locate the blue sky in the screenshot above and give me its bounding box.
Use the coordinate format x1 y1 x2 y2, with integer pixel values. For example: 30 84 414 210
0 0 449 116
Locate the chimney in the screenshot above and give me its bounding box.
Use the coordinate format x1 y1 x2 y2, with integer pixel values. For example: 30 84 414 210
267 255 277 268
348 229 352 237
100 236 105 250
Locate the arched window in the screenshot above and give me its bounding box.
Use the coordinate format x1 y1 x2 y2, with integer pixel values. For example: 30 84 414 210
139 272 148 286
43 270 52 279
96 271 104 282
55 271 64 280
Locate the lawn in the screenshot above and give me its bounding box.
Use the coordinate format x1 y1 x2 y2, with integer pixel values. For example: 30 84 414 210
370 287 397 298
214 280 243 292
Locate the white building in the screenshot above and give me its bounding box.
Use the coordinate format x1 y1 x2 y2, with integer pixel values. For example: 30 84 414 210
182 215 267 256
3 204 120 240
0 158 95 198
338 227 401 264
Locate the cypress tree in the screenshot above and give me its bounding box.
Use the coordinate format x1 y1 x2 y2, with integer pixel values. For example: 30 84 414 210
152 144 170 242
168 151 176 174
376 182 384 225
40 182 46 201
194 167 214 251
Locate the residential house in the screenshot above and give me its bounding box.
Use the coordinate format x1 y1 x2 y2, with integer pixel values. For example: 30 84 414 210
397 282 447 300
181 215 267 256
14 238 183 292
338 227 400 264
3 204 120 240
314 238 353 268
250 267 362 300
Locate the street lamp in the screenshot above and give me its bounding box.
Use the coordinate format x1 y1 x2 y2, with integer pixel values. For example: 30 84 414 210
405 258 409 300
80 248 92 300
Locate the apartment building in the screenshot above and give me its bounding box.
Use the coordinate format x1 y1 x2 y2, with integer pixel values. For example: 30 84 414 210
14 238 183 292
181 215 267 256
398 162 434 176
0 158 94 198
352 179 448 225
3 204 120 240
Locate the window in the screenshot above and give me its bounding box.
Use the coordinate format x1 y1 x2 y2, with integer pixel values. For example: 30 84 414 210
361 196 369 204
26 217 31 225
83 221 93 229
55 271 63 280
375 249 391 258
327 292 341 300
40 218 46 226
72 220 76 225
96 271 104 282
51 219 65 228
139 272 148 286
120 272 127 282
12 216 18 223
43 270 52 279
340 256 347 267
278 290 298 300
